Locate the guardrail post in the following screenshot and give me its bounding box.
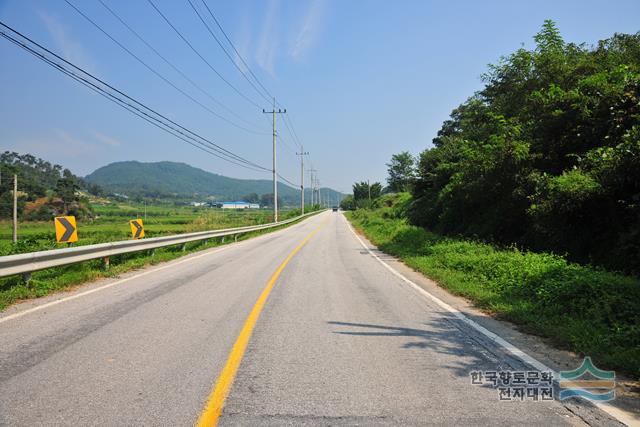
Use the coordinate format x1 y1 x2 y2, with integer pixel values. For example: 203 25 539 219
102 256 110 271
180 243 186 252
221 236 225 243
22 272 32 287
148 249 155 256
234 234 238 242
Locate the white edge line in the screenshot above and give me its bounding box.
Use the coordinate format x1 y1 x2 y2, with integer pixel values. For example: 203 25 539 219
0 215 316 325
343 215 636 427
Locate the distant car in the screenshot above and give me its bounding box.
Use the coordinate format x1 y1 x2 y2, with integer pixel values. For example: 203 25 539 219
332 206 338 212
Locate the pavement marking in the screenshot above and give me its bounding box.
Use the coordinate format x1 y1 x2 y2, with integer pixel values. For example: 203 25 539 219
196 221 326 427
0 246 232 325
0 215 319 325
343 215 637 427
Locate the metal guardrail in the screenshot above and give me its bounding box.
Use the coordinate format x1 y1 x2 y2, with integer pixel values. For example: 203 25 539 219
0 211 322 279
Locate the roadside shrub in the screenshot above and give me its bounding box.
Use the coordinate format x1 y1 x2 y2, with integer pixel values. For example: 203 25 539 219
347 207 640 378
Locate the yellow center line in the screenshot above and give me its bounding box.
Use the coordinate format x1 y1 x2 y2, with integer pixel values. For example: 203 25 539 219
195 219 327 427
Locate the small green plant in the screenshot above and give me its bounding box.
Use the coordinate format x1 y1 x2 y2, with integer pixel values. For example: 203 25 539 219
346 195 640 379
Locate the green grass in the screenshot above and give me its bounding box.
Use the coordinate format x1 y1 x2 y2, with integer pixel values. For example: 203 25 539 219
0 203 288 256
346 197 640 379
0 203 312 311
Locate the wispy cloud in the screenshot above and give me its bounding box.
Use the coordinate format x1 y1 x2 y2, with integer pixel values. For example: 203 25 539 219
255 0 280 75
10 129 97 159
37 9 97 74
92 131 121 147
290 0 327 61
232 13 252 73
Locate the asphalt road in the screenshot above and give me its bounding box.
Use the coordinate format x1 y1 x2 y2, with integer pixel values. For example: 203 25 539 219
0 211 623 426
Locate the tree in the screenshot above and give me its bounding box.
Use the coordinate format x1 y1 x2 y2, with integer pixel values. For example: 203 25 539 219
340 195 355 210
409 21 640 273
242 192 260 204
259 193 282 208
352 181 382 208
55 169 79 214
386 151 415 192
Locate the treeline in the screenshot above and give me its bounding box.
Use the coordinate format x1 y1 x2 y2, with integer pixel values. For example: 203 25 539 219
0 151 102 219
403 21 640 273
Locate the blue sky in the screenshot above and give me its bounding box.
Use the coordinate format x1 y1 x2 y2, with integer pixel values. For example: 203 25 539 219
1 0 639 192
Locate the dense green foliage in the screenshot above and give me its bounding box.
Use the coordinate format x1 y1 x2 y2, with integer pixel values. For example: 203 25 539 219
350 181 382 209
347 194 640 377
340 194 355 210
410 22 640 272
86 160 343 205
0 151 95 219
386 151 416 192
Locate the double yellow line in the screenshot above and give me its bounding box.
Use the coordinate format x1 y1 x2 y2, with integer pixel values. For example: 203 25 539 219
196 221 326 426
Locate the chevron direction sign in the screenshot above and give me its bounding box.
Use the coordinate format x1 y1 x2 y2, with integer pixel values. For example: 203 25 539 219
54 216 78 243
130 219 145 239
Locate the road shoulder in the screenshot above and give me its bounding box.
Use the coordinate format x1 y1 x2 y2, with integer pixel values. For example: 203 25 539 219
345 214 640 426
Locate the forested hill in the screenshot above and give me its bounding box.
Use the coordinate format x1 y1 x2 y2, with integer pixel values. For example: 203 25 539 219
85 161 343 204
0 151 95 218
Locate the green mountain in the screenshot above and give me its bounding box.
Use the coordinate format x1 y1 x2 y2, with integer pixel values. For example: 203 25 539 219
85 161 343 205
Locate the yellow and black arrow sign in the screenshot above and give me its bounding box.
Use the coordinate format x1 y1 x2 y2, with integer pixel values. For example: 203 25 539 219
130 219 145 239
54 216 78 243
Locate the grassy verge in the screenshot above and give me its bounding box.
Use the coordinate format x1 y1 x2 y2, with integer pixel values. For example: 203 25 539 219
0 204 287 256
345 197 640 379
0 208 316 312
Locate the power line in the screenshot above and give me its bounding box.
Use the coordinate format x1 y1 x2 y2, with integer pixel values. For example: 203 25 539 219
282 113 302 149
277 173 297 187
194 0 312 165
65 0 268 136
285 113 303 147
146 0 264 109
189 2 310 164
0 21 269 172
7 35 265 172
185 0 312 175
277 132 299 156
198 0 274 101
186 0 271 104
95 0 267 133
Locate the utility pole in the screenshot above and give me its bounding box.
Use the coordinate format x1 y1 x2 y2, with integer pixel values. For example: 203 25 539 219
296 148 309 214
368 179 371 202
13 174 17 243
308 168 317 206
263 98 286 222
315 172 320 207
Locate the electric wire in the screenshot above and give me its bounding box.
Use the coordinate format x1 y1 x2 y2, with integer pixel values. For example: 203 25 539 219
193 0 308 158
185 0 271 104
0 21 269 172
95 0 267 133
65 0 268 136
0 31 266 172
199 0 274 101
146 0 264 110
